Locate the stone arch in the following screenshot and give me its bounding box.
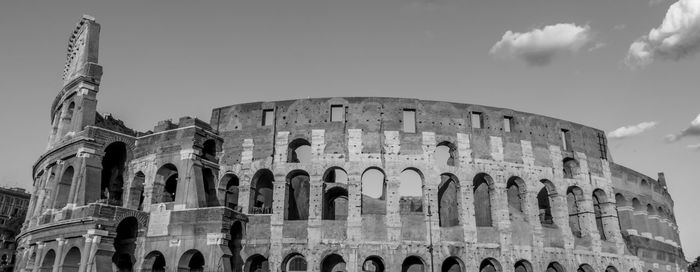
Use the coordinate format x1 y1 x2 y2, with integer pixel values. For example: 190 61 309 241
593 189 608 240
514 259 532 272
61 247 81 272
202 167 220 207
442 256 463 272
479 258 502 272
54 166 74 209
229 221 244 272
606 266 619 272
363 256 385 272
399 168 424 214
538 179 556 226
40 249 55 271
438 173 460 227
320 254 346 272
101 142 128 205
323 167 348 184
402 255 425 272
567 186 585 237
155 164 178 204
129 171 146 210
288 138 311 163
178 249 205 272
250 169 274 214
113 217 138 272
435 141 458 166
361 167 387 215
563 158 579 179
323 186 348 220
244 255 269 272
546 262 566 272
282 253 307 272
578 264 594 272
220 173 240 209
506 176 526 221
285 170 310 220
473 173 495 227
142 251 166 272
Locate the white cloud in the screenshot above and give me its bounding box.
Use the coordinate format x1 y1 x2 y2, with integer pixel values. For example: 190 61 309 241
626 0 700 67
687 143 700 150
666 114 700 141
608 121 659 139
490 23 593 66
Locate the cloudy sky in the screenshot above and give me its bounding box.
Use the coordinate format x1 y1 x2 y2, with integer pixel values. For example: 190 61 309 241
1 0 699 259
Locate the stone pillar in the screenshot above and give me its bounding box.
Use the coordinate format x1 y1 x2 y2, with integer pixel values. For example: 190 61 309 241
307 176 323 247
633 210 651 238
51 238 66 272
647 214 660 240
269 179 286 271
55 104 72 140
490 172 512 249
385 176 401 242
78 234 94 272
460 180 476 244
576 189 598 239
346 174 362 243
424 173 440 246
31 243 45 272
176 150 203 209
47 112 61 148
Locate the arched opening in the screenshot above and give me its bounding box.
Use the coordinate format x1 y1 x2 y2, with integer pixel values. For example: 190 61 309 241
202 139 217 162
323 187 348 220
221 174 240 209
402 256 425 272
283 254 307 272
249 169 274 214
142 251 166 272
202 168 219 207
577 264 594 272
130 172 146 210
54 167 74 209
438 173 460 227
442 257 462 272
245 255 269 272
288 139 311 163
323 167 348 184
563 158 579 179
178 250 204 272
538 180 555 226
546 262 565 272
229 221 244 272
593 189 608 240
285 170 310 220
435 141 457 166
155 164 178 204
479 258 501 272
606 266 619 272
361 168 387 215
59 102 75 137
363 256 384 272
113 217 138 272
321 254 346 272
640 180 650 192
473 173 494 227
507 177 525 221
40 250 55 272
101 142 128 205
514 260 532 272
61 247 81 272
399 169 423 214
567 186 584 237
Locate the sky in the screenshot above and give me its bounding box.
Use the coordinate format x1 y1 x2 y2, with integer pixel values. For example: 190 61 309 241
0 0 699 259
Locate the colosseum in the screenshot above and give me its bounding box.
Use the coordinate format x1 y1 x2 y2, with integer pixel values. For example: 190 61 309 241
14 15 687 272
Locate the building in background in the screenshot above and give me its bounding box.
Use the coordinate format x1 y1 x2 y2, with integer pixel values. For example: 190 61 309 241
0 187 30 272
13 16 687 272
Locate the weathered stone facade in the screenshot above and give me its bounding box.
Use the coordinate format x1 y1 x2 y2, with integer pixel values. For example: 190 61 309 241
14 16 686 272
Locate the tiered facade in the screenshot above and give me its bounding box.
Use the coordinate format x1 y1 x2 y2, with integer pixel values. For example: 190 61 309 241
14 16 686 272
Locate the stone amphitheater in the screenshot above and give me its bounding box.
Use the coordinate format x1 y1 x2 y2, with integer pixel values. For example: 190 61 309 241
14 16 686 272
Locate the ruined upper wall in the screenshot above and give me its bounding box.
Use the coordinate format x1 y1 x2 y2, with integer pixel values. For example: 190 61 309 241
210 97 611 173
